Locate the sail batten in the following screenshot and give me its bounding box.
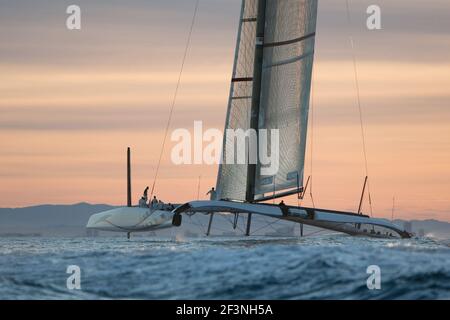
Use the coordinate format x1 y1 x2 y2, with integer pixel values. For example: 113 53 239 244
263 32 316 48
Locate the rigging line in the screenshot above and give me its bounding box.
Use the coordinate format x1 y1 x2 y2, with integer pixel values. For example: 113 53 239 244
308 3 319 209
391 196 395 221
192 214 206 229
150 0 200 198
310 192 316 209
196 175 202 200
305 228 334 237
210 215 239 233
266 220 280 233
309 64 316 209
303 222 348 237
345 0 373 216
225 214 245 234
259 216 281 233
186 216 206 234
186 213 210 234
211 225 236 233
250 218 281 236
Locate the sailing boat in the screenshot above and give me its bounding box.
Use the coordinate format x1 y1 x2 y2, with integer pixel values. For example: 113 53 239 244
171 0 411 239
87 0 411 239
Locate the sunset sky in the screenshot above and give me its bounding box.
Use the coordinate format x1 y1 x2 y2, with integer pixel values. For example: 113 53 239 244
1 0 449 222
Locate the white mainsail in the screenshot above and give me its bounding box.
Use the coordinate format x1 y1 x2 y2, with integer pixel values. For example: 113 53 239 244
217 0 318 201
255 0 318 199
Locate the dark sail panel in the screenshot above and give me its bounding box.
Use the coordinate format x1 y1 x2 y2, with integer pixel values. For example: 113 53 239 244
216 0 258 201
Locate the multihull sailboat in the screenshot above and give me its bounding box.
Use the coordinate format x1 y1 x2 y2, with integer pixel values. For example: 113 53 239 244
87 0 411 239
172 0 411 239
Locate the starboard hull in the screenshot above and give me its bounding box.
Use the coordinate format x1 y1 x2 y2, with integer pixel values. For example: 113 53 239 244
171 200 412 239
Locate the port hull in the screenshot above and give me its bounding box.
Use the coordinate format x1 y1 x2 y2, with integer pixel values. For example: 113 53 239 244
86 207 174 232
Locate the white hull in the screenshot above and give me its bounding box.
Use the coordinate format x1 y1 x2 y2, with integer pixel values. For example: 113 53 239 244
86 207 174 233
172 200 412 239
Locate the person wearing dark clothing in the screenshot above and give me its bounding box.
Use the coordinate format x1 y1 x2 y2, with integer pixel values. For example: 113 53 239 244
139 186 150 208
279 200 289 217
151 196 158 209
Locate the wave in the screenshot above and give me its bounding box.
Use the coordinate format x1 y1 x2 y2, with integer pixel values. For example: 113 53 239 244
0 236 449 300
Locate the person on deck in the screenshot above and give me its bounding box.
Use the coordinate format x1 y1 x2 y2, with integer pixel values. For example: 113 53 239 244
279 200 289 217
151 196 158 209
139 186 150 208
143 186 149 200
206 187 217 201
139 197 147 208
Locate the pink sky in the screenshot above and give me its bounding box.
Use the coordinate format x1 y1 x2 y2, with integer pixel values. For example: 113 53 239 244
0 0 449 222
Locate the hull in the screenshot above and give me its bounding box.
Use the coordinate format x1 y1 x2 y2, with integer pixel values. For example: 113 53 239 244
172 200 412 239
86 207 174 233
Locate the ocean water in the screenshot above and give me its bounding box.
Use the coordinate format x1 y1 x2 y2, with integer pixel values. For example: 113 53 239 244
0 235 449 300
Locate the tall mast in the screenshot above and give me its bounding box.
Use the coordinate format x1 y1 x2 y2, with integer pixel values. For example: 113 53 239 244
127 147 132 207
246 0 266 203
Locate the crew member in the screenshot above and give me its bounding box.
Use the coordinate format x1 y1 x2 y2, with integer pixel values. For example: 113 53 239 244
139 196 147 208
143 186 149 199
279 200 289 217
151 196 158 208
206 187 217 201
